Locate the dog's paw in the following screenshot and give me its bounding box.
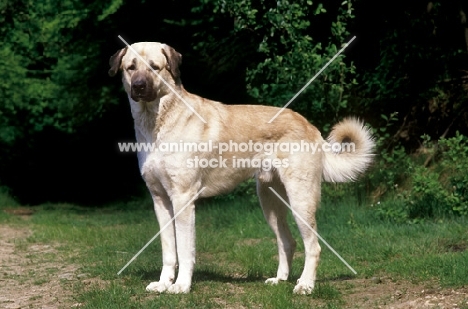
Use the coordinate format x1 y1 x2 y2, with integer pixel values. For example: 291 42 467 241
265 277 281 285
293 281 314 295
167 283 190 294
146 281 171 293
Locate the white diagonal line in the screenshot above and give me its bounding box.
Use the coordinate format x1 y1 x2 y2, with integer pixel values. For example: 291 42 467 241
268 187 357 275
118 36 207 124
267 36 356 123
117 187 206 275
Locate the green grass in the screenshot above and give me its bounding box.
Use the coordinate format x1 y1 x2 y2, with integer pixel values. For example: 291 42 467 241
0 187 467 308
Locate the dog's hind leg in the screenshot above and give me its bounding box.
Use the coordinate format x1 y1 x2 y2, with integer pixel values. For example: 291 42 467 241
257 177 296 285
281 172 322 295
145 192 178 293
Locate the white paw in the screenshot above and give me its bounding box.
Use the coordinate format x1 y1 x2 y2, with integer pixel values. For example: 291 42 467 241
293 281 314 295
167 283 190 294
146 281 171 293
265 277 281 285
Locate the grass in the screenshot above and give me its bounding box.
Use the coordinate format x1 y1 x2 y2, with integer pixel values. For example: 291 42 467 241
1 186 467 308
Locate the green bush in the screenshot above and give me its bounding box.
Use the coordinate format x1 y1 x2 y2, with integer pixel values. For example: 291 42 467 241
405 166 452 218
0 187 19 208
439 133 468 215
188 0 357 129
375 133 468 222
361 112 412 197
0 0 123 145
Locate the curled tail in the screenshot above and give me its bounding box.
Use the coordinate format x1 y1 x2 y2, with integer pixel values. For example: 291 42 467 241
322 118 375 182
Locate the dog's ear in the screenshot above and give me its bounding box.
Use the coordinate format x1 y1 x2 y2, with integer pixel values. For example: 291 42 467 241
161 44 182 83
108 47 128 77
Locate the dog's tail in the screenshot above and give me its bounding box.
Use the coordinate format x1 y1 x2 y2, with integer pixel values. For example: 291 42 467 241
322 118 375 182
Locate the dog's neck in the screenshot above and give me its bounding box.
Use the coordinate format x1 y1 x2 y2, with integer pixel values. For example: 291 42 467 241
128 95 159 144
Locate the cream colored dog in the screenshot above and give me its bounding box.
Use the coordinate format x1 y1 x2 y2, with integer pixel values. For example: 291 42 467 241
109 42 374 294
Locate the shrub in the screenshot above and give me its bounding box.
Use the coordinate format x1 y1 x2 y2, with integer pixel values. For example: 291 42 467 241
375 132 468 222
439 133 468 215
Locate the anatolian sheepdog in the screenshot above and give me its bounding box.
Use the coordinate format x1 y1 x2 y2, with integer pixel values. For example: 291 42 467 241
109 42 374 295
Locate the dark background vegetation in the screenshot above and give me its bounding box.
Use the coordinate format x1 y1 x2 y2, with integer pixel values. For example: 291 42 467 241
1 0 468 220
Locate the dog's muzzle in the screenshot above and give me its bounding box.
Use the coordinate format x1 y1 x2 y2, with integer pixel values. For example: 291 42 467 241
131 78 146 97
131 77 156 102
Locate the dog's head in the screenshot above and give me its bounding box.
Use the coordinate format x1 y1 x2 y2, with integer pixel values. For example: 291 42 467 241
109 42 182 102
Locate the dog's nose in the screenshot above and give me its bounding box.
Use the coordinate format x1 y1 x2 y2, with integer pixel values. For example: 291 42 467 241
132 79 147 92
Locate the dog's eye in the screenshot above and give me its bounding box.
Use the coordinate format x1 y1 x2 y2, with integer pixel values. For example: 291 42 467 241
127 64 136 71
148 61 160 71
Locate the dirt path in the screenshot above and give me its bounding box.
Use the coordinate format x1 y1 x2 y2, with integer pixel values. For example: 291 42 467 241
0 224 466 308
337 277 468 308
0 226 80 309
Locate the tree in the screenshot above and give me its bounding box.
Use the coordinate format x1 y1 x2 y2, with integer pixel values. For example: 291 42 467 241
0 0 125 145
353 0 468 147
185 0 357 130
0 0 132 203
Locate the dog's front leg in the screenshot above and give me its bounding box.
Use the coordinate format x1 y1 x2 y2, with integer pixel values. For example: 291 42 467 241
146 193 177 293
167 194 196 294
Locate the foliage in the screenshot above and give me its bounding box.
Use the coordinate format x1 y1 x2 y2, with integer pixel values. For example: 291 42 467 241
356 0 468 145
0 187 19 207
189 0 357 130
247 0 356 129
439 132 468 215
375 133 468 222
1 0 467 206
357 1 468 221
0 0 124 145
0 0 144 203
364 112 412 195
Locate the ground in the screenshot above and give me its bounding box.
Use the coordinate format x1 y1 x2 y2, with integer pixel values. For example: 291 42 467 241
0 225 81 309
0 223 467 309
336 277 468 308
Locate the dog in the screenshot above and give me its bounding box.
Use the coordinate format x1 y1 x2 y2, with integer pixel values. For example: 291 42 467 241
109 42 374 294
